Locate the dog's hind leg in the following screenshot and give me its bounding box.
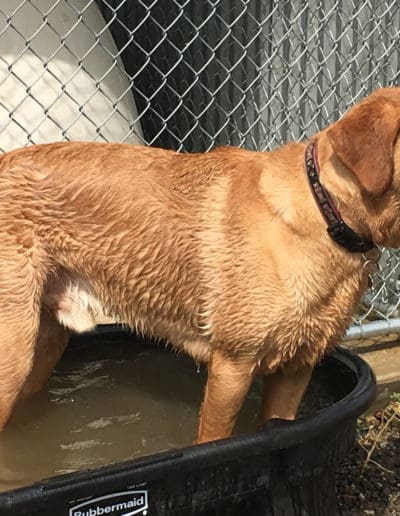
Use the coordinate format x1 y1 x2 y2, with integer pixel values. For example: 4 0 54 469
19 310 70 400
0 247 45 430
196 349 255 443
0 305 41 429
260 364 313 423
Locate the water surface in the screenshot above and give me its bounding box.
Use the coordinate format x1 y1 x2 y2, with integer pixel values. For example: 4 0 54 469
0 331 262 492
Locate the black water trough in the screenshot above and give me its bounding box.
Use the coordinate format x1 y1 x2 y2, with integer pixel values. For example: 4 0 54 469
0 328 376 516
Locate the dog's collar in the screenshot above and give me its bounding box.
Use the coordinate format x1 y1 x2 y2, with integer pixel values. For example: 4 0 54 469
305 141 375 253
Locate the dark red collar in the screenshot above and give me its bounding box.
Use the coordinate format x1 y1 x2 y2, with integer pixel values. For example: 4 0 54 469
305 141 374 253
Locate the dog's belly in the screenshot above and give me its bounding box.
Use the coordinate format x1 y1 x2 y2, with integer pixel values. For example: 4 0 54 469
42 269 212 363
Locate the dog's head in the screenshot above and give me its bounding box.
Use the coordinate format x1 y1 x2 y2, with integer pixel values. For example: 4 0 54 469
319 87 400 246
326 87 400 198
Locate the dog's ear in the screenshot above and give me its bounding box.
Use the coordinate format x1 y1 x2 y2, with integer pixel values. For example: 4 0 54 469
327 96 400 197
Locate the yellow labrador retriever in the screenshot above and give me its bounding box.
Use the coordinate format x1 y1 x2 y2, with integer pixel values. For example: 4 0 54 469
0 87 398 443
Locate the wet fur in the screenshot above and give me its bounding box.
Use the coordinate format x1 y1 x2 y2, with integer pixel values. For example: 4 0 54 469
0 87 400 442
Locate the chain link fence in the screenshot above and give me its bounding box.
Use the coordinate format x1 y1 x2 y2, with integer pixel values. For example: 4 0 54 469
0 0 399 339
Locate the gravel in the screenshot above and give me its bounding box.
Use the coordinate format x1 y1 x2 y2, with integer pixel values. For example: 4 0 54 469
336 400 400 515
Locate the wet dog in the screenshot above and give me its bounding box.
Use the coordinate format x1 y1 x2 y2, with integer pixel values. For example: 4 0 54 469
0 87 399 443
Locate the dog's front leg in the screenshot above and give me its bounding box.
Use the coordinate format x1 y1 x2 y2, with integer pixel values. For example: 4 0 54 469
196 349 254 444
261 364 313 423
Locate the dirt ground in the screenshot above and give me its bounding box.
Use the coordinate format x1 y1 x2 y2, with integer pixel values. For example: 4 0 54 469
336 398 400 515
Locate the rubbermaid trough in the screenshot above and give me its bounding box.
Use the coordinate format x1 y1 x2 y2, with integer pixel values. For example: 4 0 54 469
0 329 376 516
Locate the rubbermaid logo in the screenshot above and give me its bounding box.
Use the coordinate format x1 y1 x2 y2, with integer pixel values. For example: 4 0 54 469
69 490 148 516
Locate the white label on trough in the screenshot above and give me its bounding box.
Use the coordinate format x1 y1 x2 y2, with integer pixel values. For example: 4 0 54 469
69 490 148 516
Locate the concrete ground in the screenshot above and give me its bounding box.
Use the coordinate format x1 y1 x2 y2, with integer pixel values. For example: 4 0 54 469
344 336 400 412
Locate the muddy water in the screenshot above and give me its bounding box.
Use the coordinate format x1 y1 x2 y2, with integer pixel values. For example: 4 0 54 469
0 331 264 492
